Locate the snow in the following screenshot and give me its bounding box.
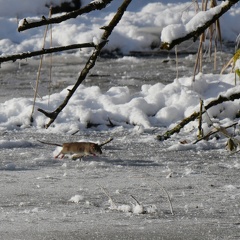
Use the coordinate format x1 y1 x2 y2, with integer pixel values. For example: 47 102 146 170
0 0 239 55
161 24 187 44
1 1 240 239
69 194 84 203
161 1 230 45
185 2 226 31
91 0 104 4
0 71 239 135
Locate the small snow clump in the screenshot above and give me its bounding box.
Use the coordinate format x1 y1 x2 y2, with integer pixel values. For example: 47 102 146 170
69 195 84 203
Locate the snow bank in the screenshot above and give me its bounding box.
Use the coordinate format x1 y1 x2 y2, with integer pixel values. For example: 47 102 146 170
0 72 239 137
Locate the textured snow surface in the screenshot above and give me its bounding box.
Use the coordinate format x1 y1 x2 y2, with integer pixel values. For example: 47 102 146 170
1 130 240 240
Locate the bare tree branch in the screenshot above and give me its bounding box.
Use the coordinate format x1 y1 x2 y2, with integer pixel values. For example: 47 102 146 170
0 42 95 63
193 122 238 144
157 91 240 141
38 0 132 128
161 0 239 50
18 0 113 32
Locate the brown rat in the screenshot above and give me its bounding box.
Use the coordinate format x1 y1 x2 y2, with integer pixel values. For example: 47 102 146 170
38 138 113 159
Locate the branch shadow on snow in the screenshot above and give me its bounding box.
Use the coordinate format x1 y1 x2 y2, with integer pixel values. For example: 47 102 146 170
0 158 63 172
0 146 64 171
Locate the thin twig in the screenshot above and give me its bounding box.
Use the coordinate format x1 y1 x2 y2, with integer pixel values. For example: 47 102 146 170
48 8 53 106
98 184 117 209
130 195 141 205
29 82 42 99
30 9 52 123
198 99 204 138
192 37 203 82
175 45 179 79
193 122 238 144
153 180 174 215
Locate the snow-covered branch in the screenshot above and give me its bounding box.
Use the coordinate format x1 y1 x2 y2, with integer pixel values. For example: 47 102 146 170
161 0 239 50
157 89 240 141
18 0 113 32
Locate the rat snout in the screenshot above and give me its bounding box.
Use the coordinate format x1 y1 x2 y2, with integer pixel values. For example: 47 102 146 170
91 144 102 155
98 147 102 154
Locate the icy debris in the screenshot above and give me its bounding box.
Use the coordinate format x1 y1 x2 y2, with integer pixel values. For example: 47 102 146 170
32 207 39 213
146 205 157 214
132 203 144 214
102 186 157 214
184 167 194 176
223 185 236 191
166 172 173 178
233 162 240 169
116 204 132 213
4 163 16 170
61 163 67 168
21 207 42 214
69 194 84 203
110 202 157 215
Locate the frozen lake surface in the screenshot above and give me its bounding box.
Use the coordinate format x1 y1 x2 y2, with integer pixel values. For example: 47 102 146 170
1 53 240 239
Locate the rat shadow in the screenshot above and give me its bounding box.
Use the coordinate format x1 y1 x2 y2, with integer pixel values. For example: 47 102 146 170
71 155 162 167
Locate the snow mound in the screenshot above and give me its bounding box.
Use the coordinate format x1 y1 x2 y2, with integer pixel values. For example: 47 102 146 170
0 72 239 137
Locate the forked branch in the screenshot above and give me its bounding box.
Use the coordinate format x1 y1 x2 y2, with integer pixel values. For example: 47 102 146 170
38 0 132 128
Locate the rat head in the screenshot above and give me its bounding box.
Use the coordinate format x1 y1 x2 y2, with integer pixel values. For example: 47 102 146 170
90 143 102 155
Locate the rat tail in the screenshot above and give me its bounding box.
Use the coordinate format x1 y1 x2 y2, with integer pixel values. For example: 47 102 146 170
38 140 62 147
99 137 113 147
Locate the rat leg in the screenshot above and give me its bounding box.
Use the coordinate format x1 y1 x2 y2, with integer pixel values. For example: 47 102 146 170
71 154 84 161
55 151 64 159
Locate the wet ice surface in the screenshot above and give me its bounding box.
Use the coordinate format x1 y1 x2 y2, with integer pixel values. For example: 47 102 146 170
0 52 233 101
1 54 240 239
1 130 240 240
